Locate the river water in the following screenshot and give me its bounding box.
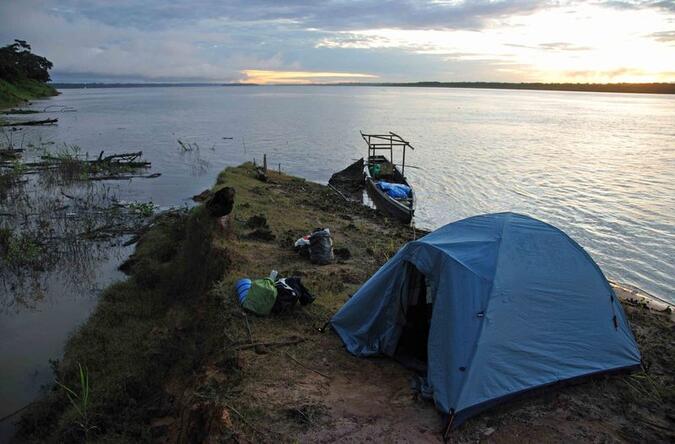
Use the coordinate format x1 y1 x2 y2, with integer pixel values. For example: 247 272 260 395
1 85 673 436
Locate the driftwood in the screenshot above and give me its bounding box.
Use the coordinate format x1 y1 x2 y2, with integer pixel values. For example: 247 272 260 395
1 109 40 115
88 172 161 181
0 151 151 170
39 151 150 167
0 149 23 159
234 337 305 351
0 118 58 127
0 151 156 183
43 105 76 113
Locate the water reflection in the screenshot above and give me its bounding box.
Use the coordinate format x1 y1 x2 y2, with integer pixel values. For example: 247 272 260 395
0 165 152 311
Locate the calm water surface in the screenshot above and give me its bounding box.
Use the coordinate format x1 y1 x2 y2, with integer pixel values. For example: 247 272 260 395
1 85 673 435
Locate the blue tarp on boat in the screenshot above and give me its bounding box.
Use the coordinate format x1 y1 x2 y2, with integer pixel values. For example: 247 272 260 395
376 181 411 199
331 212 641 426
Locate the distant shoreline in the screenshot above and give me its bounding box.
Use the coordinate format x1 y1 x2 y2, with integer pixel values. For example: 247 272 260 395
51 81 675 95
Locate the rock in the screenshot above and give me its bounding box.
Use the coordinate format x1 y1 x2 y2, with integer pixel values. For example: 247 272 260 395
245 214 275 241
246 214 268 229
247 228 275 241
483 426 496 436
334 247 352 261
192 189 211 202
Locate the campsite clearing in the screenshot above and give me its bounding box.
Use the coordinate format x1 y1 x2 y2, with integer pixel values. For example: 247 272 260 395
15 164 674 443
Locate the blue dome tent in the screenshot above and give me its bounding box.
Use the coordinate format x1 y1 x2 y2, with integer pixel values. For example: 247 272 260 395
331 212 641 427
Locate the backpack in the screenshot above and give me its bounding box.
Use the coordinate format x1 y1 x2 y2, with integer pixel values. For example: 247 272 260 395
309 228 334 265
272 277 316 313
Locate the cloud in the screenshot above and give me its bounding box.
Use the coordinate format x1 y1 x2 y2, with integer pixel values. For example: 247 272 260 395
648 30 675 43
599 1 675 13
506 42 592 51
537 42 593 51
20 0 550 31
1 0 673 83
561 67 675 82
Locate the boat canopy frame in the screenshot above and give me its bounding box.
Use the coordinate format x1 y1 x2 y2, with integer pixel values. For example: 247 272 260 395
361 131 415 177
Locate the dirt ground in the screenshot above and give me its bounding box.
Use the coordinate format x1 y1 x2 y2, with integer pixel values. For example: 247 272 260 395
193 165 674 444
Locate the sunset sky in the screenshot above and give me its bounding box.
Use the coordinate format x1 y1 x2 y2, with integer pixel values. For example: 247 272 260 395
1 0 673 84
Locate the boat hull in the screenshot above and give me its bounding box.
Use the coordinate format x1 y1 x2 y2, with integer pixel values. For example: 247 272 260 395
365 162 414 224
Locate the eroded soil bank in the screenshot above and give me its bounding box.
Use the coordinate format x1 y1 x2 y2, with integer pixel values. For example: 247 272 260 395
13 164 674 443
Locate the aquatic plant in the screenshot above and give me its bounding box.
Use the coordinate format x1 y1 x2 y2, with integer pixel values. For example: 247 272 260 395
0 229 43 267
55 362 95 440
128 201 156 217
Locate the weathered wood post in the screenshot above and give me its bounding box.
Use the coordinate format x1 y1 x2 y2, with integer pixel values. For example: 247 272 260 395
263 154 267 173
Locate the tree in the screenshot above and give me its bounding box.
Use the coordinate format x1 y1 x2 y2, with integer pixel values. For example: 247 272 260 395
0 39 53 82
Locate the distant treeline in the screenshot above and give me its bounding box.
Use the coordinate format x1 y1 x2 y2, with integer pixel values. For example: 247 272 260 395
53 82 258 89
52 81 674 94
336 81 675 95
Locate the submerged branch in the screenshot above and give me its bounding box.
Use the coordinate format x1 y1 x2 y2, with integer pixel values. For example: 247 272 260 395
0 118 58 127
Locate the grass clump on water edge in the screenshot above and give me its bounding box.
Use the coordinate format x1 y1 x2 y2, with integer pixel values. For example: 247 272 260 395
15 205 234 443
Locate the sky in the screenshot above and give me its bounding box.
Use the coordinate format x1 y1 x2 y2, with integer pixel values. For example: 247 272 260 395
0 0 674 84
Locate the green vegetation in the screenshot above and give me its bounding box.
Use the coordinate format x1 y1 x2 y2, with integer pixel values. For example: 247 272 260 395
128 201 157 218
0 227 43 268
0 40 57 109
16 206 230 442
55 364 95 440
14 164 675 443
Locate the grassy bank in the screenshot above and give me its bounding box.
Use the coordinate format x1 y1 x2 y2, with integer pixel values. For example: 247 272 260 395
14 164 675 443
0 78 57 109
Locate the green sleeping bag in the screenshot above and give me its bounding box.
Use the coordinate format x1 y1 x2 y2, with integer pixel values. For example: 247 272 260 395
242 278 277 316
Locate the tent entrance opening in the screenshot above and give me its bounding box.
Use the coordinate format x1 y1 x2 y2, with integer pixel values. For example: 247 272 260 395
395 263 432 373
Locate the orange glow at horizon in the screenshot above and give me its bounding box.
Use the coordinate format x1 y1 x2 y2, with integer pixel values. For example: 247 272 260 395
241 69 378 84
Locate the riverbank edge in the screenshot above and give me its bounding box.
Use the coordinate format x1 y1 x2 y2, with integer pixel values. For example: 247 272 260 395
0 79 58 110
12 163 674 442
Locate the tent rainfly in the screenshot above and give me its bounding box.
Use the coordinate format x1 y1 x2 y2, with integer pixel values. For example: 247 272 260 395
331 212 641 428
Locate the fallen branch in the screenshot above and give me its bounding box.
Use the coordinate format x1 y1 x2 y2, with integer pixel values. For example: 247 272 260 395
1 118 58 127
0 149 23 160
243 313 253 343
87 172 160 181
1 109 40 115
233 337 305 351
43 105 76 113
0 401 34 423
224 403 267 438
284 351 330 379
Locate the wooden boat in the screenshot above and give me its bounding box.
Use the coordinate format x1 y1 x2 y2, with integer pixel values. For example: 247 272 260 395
362 131 415 224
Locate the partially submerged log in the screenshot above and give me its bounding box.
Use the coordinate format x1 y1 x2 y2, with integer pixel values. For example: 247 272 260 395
0 151 156 182
1 109 40 115
0 118 58 127
88 172 161 181
0 149 23 160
